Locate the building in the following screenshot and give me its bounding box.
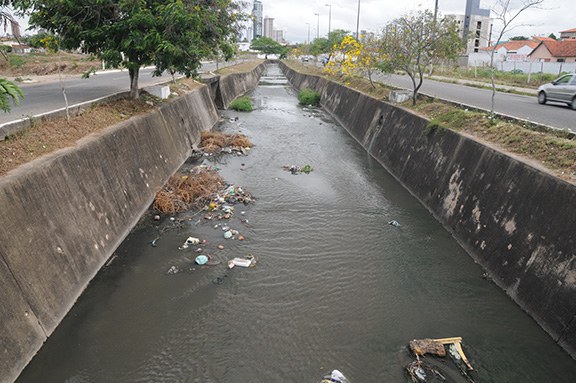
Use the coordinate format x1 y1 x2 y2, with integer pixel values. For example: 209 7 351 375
448 0 493 54
263 17 274 38
559 28 576 40
273 30 284 43
529 40 576 63
252 0 263 39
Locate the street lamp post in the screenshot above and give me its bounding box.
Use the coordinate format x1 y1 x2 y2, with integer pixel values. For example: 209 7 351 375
356 0 361 40
314 13 320 39
306 22 310 44
325 4 332 38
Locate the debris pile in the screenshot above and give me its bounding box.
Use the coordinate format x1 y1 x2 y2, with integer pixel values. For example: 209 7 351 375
282 164 313 174
406 337 476 383
200 131 253 155
153 169 223 214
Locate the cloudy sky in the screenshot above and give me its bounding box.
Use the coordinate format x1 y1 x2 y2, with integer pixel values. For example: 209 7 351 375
254 0 574 44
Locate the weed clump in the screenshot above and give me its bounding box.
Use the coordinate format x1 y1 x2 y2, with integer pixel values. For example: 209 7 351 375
153 170 224 214
298 88 321 106
229 96 253 111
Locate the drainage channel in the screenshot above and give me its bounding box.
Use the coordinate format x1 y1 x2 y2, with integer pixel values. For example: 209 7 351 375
16 64 576 383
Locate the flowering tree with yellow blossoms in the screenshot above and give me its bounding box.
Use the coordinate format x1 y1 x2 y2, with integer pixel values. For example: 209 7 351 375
324 34 388 88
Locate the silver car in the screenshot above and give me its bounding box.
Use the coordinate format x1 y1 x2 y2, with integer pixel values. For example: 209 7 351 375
537 73 576 110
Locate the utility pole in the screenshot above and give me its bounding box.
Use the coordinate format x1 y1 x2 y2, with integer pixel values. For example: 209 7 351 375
356 0 361 40
306 22 310 44
325 4 332 38
314 13 320 39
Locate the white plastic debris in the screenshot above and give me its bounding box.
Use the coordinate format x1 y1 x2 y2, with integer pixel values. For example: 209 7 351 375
227 257 253 268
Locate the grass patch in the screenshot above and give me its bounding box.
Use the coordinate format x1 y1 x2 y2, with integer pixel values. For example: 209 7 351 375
229 96 253 111
215 59 264 75
412 100 576 180
298 88 320 106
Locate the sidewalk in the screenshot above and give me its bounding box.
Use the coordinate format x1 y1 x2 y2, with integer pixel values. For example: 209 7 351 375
428 75 538 95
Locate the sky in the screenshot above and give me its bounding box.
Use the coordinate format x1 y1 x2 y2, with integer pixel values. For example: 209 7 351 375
253 0 575 44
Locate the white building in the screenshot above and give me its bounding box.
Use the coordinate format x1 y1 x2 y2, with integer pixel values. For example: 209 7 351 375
448 13 493 54
447 0 493 55
263 17 274 39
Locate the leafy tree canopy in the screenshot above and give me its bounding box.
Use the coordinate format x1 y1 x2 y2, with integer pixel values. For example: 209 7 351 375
13 0 247 99
250 37 287 58
380 10 462 105
510 36 529 40
309 29 349 56
548 33 557 40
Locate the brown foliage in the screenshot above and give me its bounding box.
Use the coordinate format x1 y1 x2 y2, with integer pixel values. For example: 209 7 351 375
153 170 224 214
200 131 253 153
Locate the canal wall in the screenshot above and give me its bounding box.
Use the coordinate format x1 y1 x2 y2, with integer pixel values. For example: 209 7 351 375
0 64 264 383
279 61 576 358
214 63 266 109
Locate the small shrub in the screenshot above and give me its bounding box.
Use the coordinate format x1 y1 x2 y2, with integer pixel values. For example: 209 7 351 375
9 55 25 68
298 88 320 106
229 96 253 111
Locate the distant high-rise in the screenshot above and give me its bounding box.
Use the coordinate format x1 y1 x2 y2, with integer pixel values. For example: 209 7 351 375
447 0 492 54
252 1 263 39
464 0 490 38
263 17 274 38
274 30 284 43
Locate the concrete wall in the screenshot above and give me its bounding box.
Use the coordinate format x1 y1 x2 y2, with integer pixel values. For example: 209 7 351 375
0 62 264 383
279 62 576 357
214 63 266 109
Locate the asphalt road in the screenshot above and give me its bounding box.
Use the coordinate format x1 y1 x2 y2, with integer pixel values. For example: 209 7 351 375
374 73 576 132
0 61 227 125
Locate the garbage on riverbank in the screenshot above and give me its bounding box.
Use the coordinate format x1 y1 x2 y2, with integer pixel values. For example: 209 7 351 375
282 164 313 174
200 131 253 154
406 337 476 383
153 169 224 214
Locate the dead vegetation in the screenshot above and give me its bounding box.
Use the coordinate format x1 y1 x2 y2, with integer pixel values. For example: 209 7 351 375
152 169 224 214
200 131 253 153
0 52 100 78
0 98 155 176
214 60 265 75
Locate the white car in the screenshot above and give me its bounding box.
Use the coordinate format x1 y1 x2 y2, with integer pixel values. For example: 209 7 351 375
537 73 576 110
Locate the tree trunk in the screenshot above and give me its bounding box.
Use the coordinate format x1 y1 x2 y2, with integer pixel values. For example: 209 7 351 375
129 65 140 100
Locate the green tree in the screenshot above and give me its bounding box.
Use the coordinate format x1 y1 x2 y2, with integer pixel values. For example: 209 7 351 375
0 3 23 112
15 0 246 99
548 33 557 40
510 36 529 40
380 9 461 105
250 37 287 59
309 29 349 57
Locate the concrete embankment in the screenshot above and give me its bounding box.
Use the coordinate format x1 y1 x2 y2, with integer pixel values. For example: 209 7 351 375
0 63 264 383
279 61 576 358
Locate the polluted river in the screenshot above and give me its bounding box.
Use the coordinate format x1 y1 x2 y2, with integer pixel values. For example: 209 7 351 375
17 64 576 383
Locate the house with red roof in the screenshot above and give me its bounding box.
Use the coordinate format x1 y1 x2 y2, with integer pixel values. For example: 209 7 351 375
529 39 576 63
560 28 576 40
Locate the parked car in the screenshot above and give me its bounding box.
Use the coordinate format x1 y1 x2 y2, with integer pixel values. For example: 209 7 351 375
537 73 576 110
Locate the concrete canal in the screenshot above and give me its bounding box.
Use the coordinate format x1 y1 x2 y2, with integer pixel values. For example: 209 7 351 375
16 65 576 382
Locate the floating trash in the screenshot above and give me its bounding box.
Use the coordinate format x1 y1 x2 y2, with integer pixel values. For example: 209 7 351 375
388 220 401 227
195 255 209 265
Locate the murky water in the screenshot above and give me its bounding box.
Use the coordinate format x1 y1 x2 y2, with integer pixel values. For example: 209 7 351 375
17 65 576 383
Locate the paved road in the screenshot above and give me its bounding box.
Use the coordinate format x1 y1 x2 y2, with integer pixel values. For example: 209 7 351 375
0 61 228 125
374 73 576 132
